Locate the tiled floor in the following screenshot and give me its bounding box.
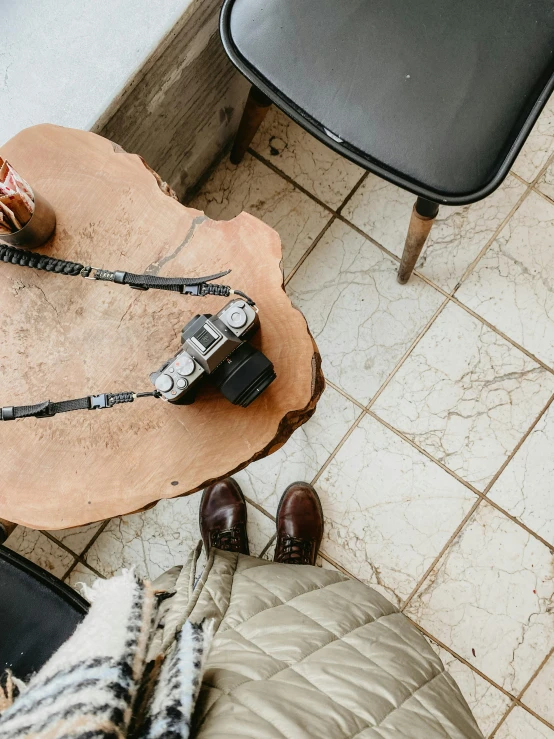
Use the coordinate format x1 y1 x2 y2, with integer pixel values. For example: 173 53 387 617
7 101 554 737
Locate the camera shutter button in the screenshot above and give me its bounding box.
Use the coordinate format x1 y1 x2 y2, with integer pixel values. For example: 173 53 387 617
176 355 195 376
227 308 247 328
155 374 174 393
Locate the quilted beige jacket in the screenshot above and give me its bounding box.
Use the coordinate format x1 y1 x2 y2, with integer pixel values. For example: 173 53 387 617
163 547 483 739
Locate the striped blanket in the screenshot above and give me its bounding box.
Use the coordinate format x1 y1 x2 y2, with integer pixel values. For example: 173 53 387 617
0 569 212 739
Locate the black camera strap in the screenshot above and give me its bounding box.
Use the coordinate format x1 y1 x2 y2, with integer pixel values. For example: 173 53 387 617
0 244 254 304
0 390 161 421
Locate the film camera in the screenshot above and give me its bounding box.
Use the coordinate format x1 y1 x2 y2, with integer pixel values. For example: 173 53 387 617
150 299 276 407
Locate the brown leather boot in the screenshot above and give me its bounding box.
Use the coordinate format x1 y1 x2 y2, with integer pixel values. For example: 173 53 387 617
199 478 250 555
274 482 323 565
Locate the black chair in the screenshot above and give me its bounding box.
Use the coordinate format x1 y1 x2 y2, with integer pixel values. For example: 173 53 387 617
0 529 88 682
220 0 554 283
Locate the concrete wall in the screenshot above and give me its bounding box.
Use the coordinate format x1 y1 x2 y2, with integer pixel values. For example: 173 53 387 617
97 0 249 201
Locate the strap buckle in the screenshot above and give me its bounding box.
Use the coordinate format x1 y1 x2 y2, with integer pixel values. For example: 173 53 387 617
81 266 103 280
90 394 110 410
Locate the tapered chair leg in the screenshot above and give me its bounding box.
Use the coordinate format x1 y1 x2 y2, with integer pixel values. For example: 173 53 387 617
230 86 273 165
0 517 16 544
397 197 440 284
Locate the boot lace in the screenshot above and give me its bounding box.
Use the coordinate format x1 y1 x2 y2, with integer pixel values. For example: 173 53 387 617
211 526 244 552
276 535 312 564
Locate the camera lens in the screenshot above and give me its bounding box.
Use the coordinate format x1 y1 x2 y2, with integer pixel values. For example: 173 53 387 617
210 343 276 407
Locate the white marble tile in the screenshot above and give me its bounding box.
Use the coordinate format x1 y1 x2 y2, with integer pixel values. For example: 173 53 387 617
405 503 554 695
520 653 554 726
190 152 331 277
372 302 554 490
5 528 75 578
287 219 444 404
537 160 554 202
65 561 102 595
489 403 554 546
513 99 554 183
48 522 104 555
431 643 512 737
251 107 364 209
85 493 201 580
84 491 276 580
316 414 476 607
245 503 275 557
458 191 554 368
342 173 526 291
234 385 360 513
495 708 554 739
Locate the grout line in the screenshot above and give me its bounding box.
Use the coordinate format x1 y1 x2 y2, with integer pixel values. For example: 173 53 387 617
366 409 483 496
365 297 450 411
530 147 554 187
482 393 554 496
405 615 517 702
284 215 336 285
516 647 554 703
247 148 336 216
447 292 554 375
452 181 532 291
532 185 554 207
490 700 554 737
489 704 516 738
245 495 276 521
400 498 482 611
336 171 369 215
251 137 554 382
310 409 367 486
325 379 367 411
80 519 110 558
61 557 79 582
42 530 84 560
259 533 276 559
510 171 530 186
334 194 554 377
368 407 554 552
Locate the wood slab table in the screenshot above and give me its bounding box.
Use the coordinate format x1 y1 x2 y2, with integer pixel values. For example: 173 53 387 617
0 125 323 530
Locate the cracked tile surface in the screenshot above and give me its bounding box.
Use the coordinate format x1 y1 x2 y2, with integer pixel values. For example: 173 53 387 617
84 494 272 580
405 503 554 695
190 152 331 277
342 173 525 291
287 219 444 404
489 402 554 546
234 385 360 513
65 561 101 594
457 191 554 368
512 98 554 183
48 521 103 555
495 708 554 738
251 107 364 208
6 528 75 578
316 414 476 607
84 494 202 580
430 643 512 737
520 652 554 726
372 302 554 490
19 98 554 733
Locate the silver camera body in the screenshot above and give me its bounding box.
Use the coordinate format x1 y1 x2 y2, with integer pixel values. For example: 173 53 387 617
150 299 275 407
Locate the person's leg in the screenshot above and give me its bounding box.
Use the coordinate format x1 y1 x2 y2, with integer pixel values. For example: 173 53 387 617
199 478 250 555
274 483 323 565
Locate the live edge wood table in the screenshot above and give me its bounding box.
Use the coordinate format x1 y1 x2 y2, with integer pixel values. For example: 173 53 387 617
0 125 323 531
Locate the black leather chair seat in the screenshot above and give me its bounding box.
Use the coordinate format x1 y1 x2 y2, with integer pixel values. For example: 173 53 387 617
222 0 554 204
0 546 88 681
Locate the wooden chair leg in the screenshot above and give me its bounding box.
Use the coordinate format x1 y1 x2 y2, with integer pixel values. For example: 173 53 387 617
0 517 16 544
230 86 272 165
397 197 440 284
